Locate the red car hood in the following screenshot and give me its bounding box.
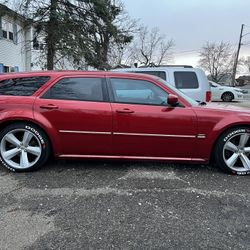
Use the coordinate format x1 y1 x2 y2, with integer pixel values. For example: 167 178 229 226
201 102 250 114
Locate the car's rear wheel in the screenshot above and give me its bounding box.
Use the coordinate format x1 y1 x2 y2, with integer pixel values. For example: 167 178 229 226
0 123 50 172
222 92 234 102
214 127 250 175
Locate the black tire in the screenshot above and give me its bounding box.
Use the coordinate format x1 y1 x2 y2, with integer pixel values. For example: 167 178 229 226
0 122 50 172
221 92 234 102
214 127 250 175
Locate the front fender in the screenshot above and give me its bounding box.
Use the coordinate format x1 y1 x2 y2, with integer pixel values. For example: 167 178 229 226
195 112 250 160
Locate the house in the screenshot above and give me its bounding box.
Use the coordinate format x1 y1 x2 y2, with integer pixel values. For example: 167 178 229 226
0 4 97 72
0 4 33 73
237 75 250 85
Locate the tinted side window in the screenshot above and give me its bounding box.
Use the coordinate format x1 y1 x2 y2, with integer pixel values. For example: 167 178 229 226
0 77 50 96
133 71 166 80
43 77 104 102
110 78 168 106
174 72 198 89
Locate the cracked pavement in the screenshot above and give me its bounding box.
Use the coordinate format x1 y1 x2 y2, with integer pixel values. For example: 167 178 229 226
1 101 250 250
1 160 250 250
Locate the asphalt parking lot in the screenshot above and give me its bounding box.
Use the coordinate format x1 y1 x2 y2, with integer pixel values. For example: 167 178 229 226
1 100 250 250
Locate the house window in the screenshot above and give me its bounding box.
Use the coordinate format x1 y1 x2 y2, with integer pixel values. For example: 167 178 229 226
3 66 10 73
1 19 16 42
2 20 8 39
32 31 43 50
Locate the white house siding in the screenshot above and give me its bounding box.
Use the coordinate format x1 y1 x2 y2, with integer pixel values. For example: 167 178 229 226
31 47 45 71
0 4 85 72
0 12 32 72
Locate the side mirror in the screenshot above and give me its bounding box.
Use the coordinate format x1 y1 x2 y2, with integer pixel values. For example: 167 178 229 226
167 94 179 106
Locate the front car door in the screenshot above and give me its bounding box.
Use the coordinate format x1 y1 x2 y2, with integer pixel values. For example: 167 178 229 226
34 75 112 156
108 76 198 160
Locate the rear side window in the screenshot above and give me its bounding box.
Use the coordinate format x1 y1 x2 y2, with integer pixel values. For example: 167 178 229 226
42 77 105 102
174 72 198 89
0 77 50 96
133 71 166 80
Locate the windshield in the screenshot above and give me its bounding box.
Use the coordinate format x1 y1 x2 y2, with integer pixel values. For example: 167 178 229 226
209 81 221 87
157 78 199 106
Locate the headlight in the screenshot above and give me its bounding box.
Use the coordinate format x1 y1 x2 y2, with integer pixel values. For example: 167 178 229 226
235 89 243 93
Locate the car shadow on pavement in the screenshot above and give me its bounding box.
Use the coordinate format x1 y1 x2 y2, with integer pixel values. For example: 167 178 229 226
43 158 219 175
0 158 221 176
0 159 226 192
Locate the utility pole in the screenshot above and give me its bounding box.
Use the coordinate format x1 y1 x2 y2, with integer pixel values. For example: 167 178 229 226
231 24 244 86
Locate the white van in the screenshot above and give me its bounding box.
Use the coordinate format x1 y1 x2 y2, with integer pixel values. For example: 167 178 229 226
113 66 211 102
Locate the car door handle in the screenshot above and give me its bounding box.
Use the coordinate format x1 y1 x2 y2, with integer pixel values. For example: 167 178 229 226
116 108 135 114
40 104 58 110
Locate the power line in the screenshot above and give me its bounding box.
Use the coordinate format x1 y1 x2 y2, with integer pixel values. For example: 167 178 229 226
174 49 200 55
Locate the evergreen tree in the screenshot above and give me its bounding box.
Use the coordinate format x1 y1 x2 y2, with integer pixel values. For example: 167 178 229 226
21 0 133 70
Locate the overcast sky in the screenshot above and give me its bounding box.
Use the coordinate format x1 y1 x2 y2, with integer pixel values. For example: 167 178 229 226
123 0 250 67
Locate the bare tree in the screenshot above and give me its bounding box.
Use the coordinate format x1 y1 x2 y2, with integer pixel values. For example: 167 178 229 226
241 56 250 72
199 41 233 82
108 43 135 68
125 27 174 67
107 2 140 68
0 0 22 10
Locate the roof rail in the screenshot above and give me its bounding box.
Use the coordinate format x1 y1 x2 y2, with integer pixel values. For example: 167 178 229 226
138 65 193 68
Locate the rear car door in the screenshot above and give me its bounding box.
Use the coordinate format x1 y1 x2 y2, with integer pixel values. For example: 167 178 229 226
34 75 112 156
108 77 197 159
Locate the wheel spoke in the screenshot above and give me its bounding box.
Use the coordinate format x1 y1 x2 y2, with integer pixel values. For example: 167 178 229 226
224 141 238 152
20 151 30 169
22 131 33 147
244 147 250 153
2 148 21 160
239 154 250 170
239 134 249 148
26 146 41 156
5 133 21 147
226 153 239 168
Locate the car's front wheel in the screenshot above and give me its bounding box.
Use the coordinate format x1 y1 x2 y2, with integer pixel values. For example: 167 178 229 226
214 127 250 175
0 123 50 172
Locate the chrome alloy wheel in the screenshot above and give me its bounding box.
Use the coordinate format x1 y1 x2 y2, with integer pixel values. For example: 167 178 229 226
223 132 250 172
0 129 42 169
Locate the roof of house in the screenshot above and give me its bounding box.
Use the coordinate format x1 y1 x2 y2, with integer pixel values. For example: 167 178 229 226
0 3 32 23
238 75 250 80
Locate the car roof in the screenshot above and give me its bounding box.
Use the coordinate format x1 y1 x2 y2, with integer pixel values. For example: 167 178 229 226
0 70 159 81
113 66 201 72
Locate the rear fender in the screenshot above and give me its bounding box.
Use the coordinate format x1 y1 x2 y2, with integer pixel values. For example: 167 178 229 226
0 111 61 155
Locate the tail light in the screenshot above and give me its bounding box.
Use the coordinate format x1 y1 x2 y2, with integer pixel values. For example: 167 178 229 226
206 91 211 102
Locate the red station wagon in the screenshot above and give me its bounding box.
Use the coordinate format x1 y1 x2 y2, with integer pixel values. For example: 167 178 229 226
0 71 249 175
